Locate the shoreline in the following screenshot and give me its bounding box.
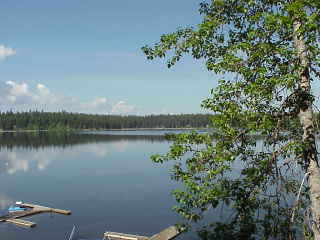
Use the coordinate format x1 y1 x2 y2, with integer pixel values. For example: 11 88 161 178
0 128 207 133
0 130 49 133
82 128 206 131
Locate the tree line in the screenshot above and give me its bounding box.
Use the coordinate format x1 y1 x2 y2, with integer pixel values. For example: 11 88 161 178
0 111 211 131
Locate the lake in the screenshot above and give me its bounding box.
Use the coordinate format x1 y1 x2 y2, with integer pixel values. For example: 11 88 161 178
0 131 193 240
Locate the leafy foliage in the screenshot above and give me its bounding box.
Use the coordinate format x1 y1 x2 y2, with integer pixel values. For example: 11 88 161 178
143 0 320 239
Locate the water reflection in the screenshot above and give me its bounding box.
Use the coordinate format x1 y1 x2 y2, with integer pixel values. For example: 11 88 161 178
0 193 13 210
0 132 167 175
0 131 179 240
0 150 54 175
0 132 166 150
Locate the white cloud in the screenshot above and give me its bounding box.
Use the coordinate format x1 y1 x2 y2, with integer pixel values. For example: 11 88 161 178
0 81 138 114
111 101 136 114
37 84 51 96
0 45 16 60
33 83 58 105
80 97 108 109
4 81 32 105
6 81 29 97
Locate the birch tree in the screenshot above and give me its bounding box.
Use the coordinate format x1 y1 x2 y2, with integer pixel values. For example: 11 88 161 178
143 0 320 239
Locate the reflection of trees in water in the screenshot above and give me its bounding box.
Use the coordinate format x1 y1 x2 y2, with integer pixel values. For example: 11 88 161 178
0 132 167 175
0 132 167 150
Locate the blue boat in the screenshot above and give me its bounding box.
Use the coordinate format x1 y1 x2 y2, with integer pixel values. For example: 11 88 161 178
8 201 27 213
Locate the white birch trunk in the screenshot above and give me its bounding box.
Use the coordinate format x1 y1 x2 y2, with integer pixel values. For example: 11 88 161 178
293 20 320 240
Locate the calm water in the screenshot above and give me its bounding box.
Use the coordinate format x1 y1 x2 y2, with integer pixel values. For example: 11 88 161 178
0 131 191 240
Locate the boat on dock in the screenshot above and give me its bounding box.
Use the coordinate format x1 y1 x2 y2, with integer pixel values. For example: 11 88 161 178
8 201 27 213
1 202 179 240
0 202 71 228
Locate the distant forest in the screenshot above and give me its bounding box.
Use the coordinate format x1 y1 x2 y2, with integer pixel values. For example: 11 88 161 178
0 111 211 131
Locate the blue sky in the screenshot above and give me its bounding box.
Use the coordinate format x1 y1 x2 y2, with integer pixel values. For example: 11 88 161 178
0 0 215 115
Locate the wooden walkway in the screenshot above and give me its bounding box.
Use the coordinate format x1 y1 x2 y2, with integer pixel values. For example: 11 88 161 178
0 203 71 228
104 226 180 240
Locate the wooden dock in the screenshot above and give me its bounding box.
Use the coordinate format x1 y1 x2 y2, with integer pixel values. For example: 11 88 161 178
0 202 71 228
104 226 180 240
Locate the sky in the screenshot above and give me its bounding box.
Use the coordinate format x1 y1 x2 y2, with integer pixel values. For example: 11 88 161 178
0 0 216 115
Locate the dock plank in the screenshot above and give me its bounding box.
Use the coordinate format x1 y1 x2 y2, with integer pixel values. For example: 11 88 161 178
149 226 180 240
104 232 148 240
104 226 180 240
6 219 36 228
0 202 71 228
